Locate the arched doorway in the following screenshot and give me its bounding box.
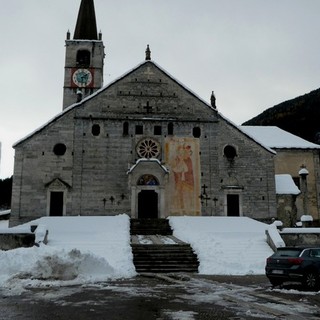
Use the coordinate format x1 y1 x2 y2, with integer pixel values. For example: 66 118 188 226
138 190 158 219
127 159 169 219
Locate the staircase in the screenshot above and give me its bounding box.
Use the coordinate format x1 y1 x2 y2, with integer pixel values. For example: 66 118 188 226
130 219 199 273
130 219 173 235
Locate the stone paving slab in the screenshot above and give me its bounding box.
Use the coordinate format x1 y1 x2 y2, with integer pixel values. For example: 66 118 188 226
131 235 185 245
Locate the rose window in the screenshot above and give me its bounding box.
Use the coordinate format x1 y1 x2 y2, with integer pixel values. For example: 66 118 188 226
136 138 160 159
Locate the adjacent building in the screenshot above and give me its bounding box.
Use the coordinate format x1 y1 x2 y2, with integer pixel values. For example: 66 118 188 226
242 126 320 224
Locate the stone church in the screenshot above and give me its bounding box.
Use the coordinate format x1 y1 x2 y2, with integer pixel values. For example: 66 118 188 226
10 0 277 226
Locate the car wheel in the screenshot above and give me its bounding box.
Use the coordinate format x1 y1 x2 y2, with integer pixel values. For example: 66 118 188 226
303 272 319 291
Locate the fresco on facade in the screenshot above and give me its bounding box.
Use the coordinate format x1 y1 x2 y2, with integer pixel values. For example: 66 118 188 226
165 137 201 215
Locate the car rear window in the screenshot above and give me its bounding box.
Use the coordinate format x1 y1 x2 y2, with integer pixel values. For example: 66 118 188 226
273 249 302 257
309 249 320 258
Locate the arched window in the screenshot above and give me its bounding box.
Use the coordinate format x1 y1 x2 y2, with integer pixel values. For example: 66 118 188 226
224 145 237 160
137 174 159 186
76 50 90 67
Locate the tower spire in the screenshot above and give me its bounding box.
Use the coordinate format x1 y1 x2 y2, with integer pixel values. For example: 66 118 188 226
74 0 98 40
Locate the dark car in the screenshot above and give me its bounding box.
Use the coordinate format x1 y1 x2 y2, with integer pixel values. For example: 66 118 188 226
265 247 320 290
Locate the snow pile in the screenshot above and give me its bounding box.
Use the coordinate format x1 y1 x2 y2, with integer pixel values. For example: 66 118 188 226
0 215 135 294
0 215 278 293
169 217 274 275
301 215 313 222
267 224 286 248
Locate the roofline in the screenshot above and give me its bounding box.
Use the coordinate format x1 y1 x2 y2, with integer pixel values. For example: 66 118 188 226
13 59 217 147
218 114 277 155
241 125 320 150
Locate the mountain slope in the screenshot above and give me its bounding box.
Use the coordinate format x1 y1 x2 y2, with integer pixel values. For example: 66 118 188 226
243 88 320 144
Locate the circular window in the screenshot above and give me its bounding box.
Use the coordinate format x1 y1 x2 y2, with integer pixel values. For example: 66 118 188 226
224 145 237 160
136 138 160 159
53 143 67 156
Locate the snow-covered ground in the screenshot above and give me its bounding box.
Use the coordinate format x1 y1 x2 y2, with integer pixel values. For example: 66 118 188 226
170 216 274 275
0 220 9 229
0 215 274 294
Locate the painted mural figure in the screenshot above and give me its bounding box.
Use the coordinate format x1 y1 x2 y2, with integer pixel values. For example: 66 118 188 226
172 144 195 212
138 174 158 186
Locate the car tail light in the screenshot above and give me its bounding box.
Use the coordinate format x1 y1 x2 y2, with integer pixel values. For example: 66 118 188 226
288 258 303 265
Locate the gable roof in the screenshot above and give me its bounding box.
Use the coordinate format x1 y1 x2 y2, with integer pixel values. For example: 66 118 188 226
13 60 217 147
241 126 320 149
13 60 275 156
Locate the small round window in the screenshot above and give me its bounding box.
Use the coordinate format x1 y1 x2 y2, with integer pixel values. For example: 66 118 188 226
53 143 67 156
224 145 237 160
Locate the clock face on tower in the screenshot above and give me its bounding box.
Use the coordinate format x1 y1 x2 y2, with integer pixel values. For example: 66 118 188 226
72 68 93 87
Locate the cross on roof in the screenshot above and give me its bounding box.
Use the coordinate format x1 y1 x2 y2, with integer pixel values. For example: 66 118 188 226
144 66 154 78
143 101 153 113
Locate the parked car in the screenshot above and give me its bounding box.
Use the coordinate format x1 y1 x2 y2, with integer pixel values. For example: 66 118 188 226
265 247 320 290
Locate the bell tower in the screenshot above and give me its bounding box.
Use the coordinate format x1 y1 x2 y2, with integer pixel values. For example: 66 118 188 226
63 0 105 109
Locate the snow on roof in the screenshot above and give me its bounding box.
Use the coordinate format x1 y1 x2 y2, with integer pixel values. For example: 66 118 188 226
241 126 320 149
127 158 169 174
299 167 309 175
275 174 300 195
0 210 10 216
225 118 276 154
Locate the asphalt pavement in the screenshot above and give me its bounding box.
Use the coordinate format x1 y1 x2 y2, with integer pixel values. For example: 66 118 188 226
0 274 320 320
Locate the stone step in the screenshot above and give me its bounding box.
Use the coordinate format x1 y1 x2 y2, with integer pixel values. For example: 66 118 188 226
131 243 199 273
135 267 198 273
130 219 173 235
130 219 198 273
131 235 185 245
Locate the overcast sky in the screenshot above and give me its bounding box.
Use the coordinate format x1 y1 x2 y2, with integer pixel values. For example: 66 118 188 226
1 0 320 178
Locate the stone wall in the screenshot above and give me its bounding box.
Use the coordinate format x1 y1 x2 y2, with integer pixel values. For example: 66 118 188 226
10 62 277 225
280 232 320 247
274 149 320 221
276 194 298 227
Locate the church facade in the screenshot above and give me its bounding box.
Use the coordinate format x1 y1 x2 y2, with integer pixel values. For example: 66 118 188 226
10 0 277 226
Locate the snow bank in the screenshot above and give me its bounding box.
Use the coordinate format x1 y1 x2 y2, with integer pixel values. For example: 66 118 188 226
0 215 279 293
267 224 286 249
169 216 274 275
0 215 136 294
